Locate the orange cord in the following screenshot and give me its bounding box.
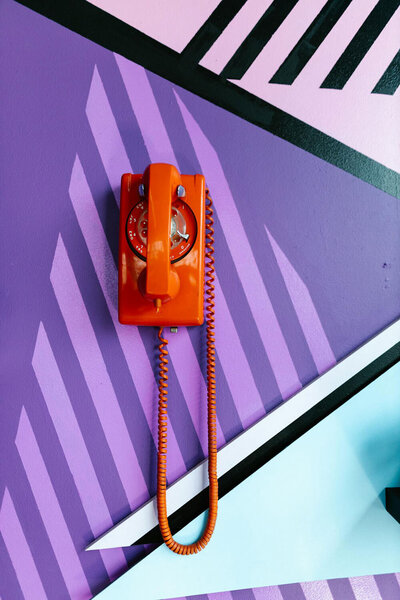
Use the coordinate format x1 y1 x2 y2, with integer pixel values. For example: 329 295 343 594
156 189 218 554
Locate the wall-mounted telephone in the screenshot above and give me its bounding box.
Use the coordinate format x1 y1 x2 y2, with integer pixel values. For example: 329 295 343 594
118 163 218 554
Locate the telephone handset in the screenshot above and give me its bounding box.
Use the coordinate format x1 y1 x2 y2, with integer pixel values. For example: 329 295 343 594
118 163 218 554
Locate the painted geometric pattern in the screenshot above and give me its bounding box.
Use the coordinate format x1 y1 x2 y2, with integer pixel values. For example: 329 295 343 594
168 573 400 600
88 0 400 172
1 2 400 599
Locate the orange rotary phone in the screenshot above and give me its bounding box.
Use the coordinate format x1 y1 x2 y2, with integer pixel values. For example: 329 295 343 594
118 163 218 554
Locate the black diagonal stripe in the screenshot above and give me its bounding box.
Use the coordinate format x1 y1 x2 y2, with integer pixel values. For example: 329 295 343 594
372 48 400 94
220 0 300 80
269 0 353 85
180 0 248 64
321 0 400 90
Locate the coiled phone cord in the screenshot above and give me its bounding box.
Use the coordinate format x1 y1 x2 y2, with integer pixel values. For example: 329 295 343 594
157 189 218 554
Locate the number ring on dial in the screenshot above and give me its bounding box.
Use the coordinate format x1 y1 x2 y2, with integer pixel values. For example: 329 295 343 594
125 199 197 263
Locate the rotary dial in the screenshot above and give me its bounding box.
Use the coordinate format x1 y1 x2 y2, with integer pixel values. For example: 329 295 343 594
126 199 197 263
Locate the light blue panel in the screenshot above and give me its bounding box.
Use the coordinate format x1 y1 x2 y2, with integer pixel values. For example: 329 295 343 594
97 363 400 599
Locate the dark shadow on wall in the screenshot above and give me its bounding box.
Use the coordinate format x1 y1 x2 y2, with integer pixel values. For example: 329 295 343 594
103 188 119 311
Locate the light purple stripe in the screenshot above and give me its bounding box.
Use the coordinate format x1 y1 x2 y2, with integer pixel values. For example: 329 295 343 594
253 586 283 600
215 275 265 427
113 59 226 449
349 576 382 600
69 155 186 481
50 235 148 510
87 61 221 451
0 488 47 600
15 409 91 600
175 93 301 400
86 66 131 203
115 57 268 434
301 580 334 600
266 227 335 374
32 323 126 577
164 327 224 451
115 55 177 165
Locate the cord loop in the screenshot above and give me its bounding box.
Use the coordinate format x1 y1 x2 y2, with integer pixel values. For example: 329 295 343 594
156 189 218 554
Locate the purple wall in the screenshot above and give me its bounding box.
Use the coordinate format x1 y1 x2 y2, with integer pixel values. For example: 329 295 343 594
1 1 399 598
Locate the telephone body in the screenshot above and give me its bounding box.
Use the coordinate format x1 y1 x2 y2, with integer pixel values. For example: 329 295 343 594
118 163 218 555
118 163 206 326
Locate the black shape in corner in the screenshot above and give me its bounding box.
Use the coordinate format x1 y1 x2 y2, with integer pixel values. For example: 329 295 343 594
386 487 400 525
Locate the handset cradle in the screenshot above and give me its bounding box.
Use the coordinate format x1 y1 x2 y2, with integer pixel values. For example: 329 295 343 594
119 163 205 326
